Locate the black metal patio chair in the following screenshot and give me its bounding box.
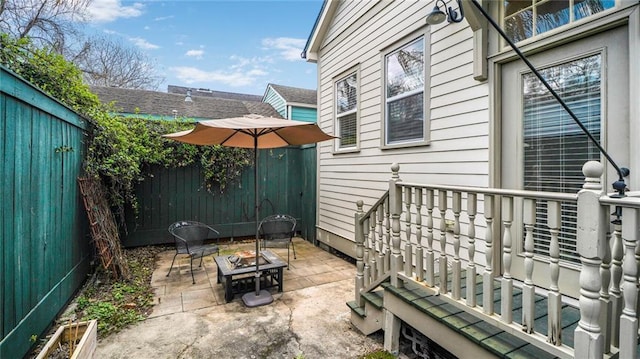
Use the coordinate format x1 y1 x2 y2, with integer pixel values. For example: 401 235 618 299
167 220 220 284
259 214 297 268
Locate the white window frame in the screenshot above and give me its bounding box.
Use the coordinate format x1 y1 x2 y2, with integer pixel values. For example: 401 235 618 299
381 30 430 149
333 67 360 153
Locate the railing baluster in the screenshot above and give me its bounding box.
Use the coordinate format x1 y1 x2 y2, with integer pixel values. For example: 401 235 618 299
501 196 513 324
363 217 371 288
483 194 495 315
377 203 386 279
609 222 623 348
385 196 391 273
452 191 462 300
426 189 435 286
415 188 424 282
600 225 612 354
370 208 378 282
355 200 365 306
404 187 413 277
466 193 477 307
439 190 448 294
522 198 536 333
619 207 639 359
547 201 562 345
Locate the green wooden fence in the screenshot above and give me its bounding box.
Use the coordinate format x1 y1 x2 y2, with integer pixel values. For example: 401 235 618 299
123 145 317 247
0 65 91 359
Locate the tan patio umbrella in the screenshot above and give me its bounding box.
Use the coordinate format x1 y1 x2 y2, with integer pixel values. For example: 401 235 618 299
163 114 335 306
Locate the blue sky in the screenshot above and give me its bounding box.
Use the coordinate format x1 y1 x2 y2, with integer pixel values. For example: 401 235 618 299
84 0 323 95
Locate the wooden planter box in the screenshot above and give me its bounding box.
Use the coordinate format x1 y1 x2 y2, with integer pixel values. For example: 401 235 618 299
36 320 97 359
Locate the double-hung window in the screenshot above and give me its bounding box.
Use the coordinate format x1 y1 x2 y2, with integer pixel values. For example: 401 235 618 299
384 35 428 147
335 72 358 150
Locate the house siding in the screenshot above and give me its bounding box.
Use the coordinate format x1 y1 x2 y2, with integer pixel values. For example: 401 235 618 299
290 106 316 122
315 1 489 253
263 87 286 118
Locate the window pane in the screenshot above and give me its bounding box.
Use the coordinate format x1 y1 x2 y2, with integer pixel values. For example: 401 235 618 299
386 38 424 99
504 0 532 17
574 0 615 21
338 112 357 148
505 9 533 42
522 54 601 262
536 0 570 36
387 93 424 144
336 73 357 114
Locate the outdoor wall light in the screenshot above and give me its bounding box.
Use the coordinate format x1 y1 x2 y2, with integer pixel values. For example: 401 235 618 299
425 0 464 25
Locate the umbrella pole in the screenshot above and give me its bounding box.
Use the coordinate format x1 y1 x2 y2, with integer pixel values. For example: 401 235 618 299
242 137 273 307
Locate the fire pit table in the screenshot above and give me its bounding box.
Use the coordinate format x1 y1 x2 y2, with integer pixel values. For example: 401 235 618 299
214 249 287 302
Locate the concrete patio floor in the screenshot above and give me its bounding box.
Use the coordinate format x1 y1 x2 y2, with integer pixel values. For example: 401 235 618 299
94 238 385 358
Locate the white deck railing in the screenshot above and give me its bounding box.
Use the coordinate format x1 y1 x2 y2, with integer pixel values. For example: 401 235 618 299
354 161 640 359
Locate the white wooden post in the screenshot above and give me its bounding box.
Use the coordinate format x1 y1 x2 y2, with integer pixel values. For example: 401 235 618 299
618 206 639 359
501 196 514 324
466 193 477 307
355 200 365 306
389 163 403 288
599 226 612 354
452 191 462 300
483 194 495 315
415 188 424 282
574 161 606 359
363 217 370 288
426 189 435 286
609 222 623 348
439 190 448 294
377 206 386 278
522 198 536 333
547 201 562 345
369 208 378 282
404 187 413 276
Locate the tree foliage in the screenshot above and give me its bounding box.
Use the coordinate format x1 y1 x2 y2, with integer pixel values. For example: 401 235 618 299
0 34 251 227
74 34 163 90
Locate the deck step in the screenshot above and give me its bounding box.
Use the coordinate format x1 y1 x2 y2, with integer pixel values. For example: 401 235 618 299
362 290 384 309
348 291 385 335
347 300 366 317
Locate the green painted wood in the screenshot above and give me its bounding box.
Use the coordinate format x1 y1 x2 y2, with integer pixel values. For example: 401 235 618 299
123 146 317 247
1 65 90 359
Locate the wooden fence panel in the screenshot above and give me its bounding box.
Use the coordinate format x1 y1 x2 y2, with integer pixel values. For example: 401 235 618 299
0 65 90 359
123 146 317 247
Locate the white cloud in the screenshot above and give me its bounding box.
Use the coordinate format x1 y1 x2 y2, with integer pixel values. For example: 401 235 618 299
86 0 145 23
129 37 160 50
154 15 174 21
170 66 268 87
261 37 306 61
185 49 205 59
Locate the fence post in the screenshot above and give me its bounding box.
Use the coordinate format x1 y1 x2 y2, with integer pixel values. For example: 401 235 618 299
355 200 364 306
574 161 606 359
389 163 403 288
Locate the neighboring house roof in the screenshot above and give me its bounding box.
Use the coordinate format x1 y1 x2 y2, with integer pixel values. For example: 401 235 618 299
167 85 263 102
90 86 282 120
264 84 317 106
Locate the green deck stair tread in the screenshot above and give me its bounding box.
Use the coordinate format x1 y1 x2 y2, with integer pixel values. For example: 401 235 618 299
347 300 366 317
505 341 561 359
361 290 384 309
441 310 483 329
480 331 531 357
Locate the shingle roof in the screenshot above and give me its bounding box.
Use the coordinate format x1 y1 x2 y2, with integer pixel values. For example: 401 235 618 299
90 86 282 120
167 85 263 102
268 84 317 106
